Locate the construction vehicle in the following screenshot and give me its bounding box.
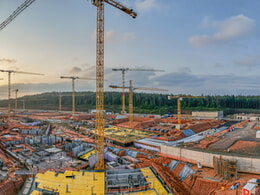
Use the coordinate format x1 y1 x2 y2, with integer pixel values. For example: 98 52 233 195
60 76 96 115
109 80 167 129
0 70 43 118
112 68 164 115
168 95 204 130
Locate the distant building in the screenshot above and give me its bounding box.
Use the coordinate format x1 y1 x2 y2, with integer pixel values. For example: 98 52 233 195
256 130 260 139
249 116 260 121
236 115 248 120
192 111 223 119
235 114 260 121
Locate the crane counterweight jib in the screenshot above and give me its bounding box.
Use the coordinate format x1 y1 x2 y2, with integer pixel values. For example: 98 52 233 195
112 68 164 72
0 69 43 75
92 0 137 18
109 84 167 92
60 76 96 80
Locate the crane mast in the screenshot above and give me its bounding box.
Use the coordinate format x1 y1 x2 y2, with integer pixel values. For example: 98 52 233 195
20 98 47 111
60 76 96 115
1 0 136 170
168 95 204 130
13 89 19 114
60 76 78 116
92 0 136 170
0 70 43 118
112 68 164 115
94 0 105 170
110 81 167 129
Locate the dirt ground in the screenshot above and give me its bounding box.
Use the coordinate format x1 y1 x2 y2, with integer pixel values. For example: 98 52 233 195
208 122 260 154
229 140 260 156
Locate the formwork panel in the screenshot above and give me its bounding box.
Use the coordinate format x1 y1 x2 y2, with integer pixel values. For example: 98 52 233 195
33 170 105 195
140 167 172 195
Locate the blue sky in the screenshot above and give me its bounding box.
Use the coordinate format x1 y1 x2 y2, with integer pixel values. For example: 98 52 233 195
0 0 260 99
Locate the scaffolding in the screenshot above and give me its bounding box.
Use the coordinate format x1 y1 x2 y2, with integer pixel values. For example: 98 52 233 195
213 156 238 180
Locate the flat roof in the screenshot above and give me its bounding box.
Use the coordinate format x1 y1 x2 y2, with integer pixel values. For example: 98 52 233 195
141 167 172 195
45 148 62 153
33 170 105 194
101 127 157 143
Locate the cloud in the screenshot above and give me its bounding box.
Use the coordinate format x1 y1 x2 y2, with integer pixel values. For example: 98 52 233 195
0 58 16 64
1 66 259 98
189 15 256 47
105 31 136 42
213 63 223 68
81 65 96 78
104 30 117 42
135 0 157 12
154 68 205 89
69 66 82 74
150 68 260 95
0 69 259 99
122 32 136 41
92 30 136 43
236 55 260 68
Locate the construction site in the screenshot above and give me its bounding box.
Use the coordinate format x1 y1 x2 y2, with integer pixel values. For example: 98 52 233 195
0 0 260 195
0 109 259 195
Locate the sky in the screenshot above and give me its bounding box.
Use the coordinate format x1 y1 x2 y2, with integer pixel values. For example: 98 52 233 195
0 0 260 99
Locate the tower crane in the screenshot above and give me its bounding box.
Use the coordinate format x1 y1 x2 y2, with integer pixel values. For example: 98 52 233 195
60 76 96 115
92 0 136 170
168 95 204 130
57 93 72 112
20 98 47 111
53 93 81 112
112 68 164 115
1 0 137 170
12 89 19 114
0 69 44 119
109 80 167 129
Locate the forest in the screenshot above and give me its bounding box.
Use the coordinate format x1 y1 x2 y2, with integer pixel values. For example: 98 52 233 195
0 91 260 115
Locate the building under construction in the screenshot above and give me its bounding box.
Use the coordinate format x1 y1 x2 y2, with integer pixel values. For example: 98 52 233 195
0 0 260 194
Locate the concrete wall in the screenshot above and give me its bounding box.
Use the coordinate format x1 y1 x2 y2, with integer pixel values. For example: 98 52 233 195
192 111 223 118
161 145 260 174
256 131 260 139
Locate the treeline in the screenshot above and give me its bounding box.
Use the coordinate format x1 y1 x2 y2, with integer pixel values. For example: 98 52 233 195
1 91 260 115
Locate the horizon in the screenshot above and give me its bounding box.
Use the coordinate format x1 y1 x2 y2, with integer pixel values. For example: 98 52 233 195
1 90 260 102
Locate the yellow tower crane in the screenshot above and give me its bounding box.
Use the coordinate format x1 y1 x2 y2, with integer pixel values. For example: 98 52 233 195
92 0 136 170
12 89 19 114
60 76 96 116
55 93 84 112
57 93 73 112
0 0 137 170
168 95 204 130
109 80 167 129
112 68 164 115
0 69 44 119
20 98 47 111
